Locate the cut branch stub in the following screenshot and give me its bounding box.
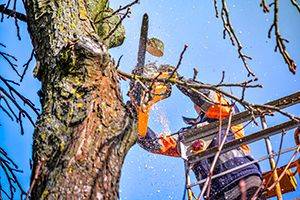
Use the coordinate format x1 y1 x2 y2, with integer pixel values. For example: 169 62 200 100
95 7 126 48
89 0 126 49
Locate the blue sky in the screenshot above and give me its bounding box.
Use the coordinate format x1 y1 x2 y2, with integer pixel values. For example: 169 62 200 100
0 0 299 199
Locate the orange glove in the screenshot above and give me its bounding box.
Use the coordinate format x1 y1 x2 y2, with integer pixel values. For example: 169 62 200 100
160 135 177 153
130 67 174 138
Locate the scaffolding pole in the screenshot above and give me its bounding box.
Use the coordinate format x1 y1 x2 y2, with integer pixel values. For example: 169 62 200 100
184 161 193 200
188 120 299 163
260 116 282 200
180 142 193 200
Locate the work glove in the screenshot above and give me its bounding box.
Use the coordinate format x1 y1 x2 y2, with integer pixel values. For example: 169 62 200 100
129 64 175 137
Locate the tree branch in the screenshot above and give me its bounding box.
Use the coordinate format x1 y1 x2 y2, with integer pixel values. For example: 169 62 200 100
267 145 300 191
291 0 300 12
20 49 34 82
167 44 188 80
103 8 130 41
197 111 234 200
260 0 270 13
0 49 20 77
0 4 27 22
220 0 255 77
0 75 39 135
213 0 219 17
269 0 297 74
0 147 26 200
102 0 139 21
118 69 299 121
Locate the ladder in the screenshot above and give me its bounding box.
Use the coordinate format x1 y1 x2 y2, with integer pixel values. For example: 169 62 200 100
178 91 300 200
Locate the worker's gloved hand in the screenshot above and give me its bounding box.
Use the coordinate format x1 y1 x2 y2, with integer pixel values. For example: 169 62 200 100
147 70 174 106
130 64 175 109
129 64 175 137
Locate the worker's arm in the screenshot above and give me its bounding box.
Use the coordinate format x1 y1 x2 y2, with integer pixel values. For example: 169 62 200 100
131 69 180 157
135 107 180 157
135 90 165 138
137 107 180 157
134 91 180 157
134 100 180 157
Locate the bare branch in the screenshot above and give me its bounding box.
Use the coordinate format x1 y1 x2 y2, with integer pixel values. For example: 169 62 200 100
269 0 297 74
220 0 255 77
167 44 188 80
0 87 36 134
197 110 234 200
12 0 21 40
217 71 225 85
20 50 34 82
0 104 14 120
213 0 219 18
103 8 131 41
115 55 123 69
0 1 26 40
0 44 34 82
1 93 19 121
0 147 26 200
0 42 38 136
267 145 300 191
291 0 300 12
192 67 198 81
118 69 299 121
0 75 39 135
0 48 21 77
0 76 39 116
0 4 27 22
102 0 139 21
260 0 270 13
215 80 262 89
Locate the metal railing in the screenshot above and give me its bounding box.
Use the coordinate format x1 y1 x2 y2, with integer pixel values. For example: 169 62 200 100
179 91 300 200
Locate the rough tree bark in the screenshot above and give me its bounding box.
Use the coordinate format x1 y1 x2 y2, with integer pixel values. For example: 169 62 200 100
25 0 136 199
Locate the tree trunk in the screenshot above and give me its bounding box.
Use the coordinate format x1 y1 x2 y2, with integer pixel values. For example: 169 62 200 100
25 0 136 199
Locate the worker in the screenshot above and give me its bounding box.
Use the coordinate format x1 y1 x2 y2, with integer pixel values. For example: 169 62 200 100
131 74 266 200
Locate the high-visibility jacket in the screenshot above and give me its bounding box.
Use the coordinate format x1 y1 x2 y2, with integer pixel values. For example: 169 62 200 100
137 86 262 198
